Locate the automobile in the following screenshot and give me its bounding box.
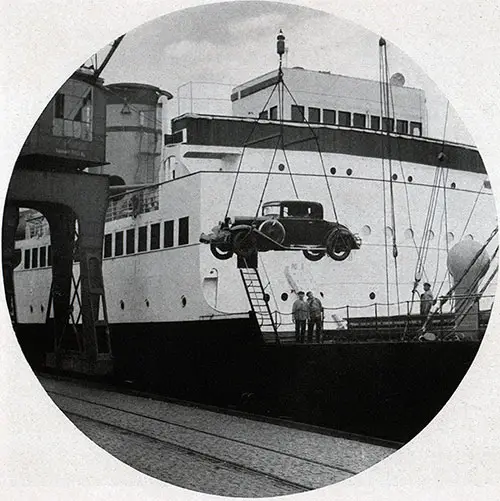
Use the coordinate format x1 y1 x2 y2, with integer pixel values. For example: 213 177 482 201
200 200 361 262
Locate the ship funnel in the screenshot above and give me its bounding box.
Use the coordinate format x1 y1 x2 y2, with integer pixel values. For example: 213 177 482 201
447 240 490 340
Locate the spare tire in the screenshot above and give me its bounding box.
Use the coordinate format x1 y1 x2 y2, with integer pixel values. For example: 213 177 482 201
258 219 286 244
210 243 234 260
326 228 353 261
232 229 257 258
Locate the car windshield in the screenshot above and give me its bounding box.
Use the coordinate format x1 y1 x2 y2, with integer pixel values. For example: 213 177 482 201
262 204 280 216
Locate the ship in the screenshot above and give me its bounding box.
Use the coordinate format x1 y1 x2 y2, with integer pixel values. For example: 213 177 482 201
7 34 498 442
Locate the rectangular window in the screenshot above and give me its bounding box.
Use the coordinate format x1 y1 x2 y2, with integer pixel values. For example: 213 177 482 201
54 93 65 119
40 246 47 267
371 115 380 130
353 113 366 128
104 234 112 258
291 105 305 122
47 245 52 266
323 109 336 125
308 107 320 123
338 111 351 126
164 220 174 248
126 229 135 255
269 106 278 120
178 217 189 246
396 119 409 134
31 248 38 268
382 117 394 132
24 249 30 269
150 223 160 250
410 121 422 136
258 110 268 119
115 231 124 256
138 226 148 252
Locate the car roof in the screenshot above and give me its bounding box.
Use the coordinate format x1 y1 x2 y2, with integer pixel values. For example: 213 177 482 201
263 200 323 206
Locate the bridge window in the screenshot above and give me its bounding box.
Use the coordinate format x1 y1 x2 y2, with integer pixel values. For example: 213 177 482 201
258 110 268 119
338 111 351 126
47 245 52 266
164 220 174 248
371 116 380 130
396 119 409 134
269 106 278 120
126 229 135 255
353 113 366 128
179 217 189 245
308 107 320 123
24 249 30 269
40 247 47 267
115 231 124 256
382 117 394 132
104 234 112 258
31 248 38 268
410 121 422 136
291 105 305 122
323 109 336 125
150 223 160 250
138 226 148 252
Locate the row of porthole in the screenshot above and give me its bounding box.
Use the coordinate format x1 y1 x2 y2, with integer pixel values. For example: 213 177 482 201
360 226 474 242
277 163 458 188
118 297 187 310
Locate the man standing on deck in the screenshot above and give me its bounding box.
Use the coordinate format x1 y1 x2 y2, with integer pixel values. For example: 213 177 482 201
292 291 308 343
420 282 435 317
306 291 324 343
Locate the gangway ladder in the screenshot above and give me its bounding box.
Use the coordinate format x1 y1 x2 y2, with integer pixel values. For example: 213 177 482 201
239 266 280 345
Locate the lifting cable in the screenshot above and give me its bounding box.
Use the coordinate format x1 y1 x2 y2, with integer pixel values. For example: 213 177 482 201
224 78 282 220
281 79 339 222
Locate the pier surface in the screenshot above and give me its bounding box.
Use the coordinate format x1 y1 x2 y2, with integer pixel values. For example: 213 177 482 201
39 375 396 497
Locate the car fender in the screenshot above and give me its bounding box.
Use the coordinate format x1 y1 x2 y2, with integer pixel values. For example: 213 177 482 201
230 224 254 233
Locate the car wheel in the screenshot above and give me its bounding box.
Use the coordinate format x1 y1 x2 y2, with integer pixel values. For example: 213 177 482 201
232 229 257 258
326 229 353 261
258 219 286 244
303 249 325 261
210 243 234 260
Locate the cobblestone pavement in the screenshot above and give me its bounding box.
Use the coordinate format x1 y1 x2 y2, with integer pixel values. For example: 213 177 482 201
40 376 397 498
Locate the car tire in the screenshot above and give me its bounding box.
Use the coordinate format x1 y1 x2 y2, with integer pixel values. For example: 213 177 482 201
326 229 353 261
232 229 257 258
210 243 234 260
303 249 325 261
258 219 286 244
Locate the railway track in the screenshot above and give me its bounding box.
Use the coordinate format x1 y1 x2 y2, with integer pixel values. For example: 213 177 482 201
41 375 399 497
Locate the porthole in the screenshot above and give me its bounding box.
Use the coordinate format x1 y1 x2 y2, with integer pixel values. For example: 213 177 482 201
404 228 414 239
29 305 33 313
361 225 371 237
281 292 289 301
319 292 324 298
465 234 474 241
145 299 150 308
451 182 456 189
385 226 393 238
346 168 353 176
120 300 125 310
447 232 455 243
392 173 398 181
278 163 285 172
428 230 435 240
369 292 376 300
41 305 44 313
408 176 413 182
263 293 270 303
330 167 336 175
181 295 187 307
